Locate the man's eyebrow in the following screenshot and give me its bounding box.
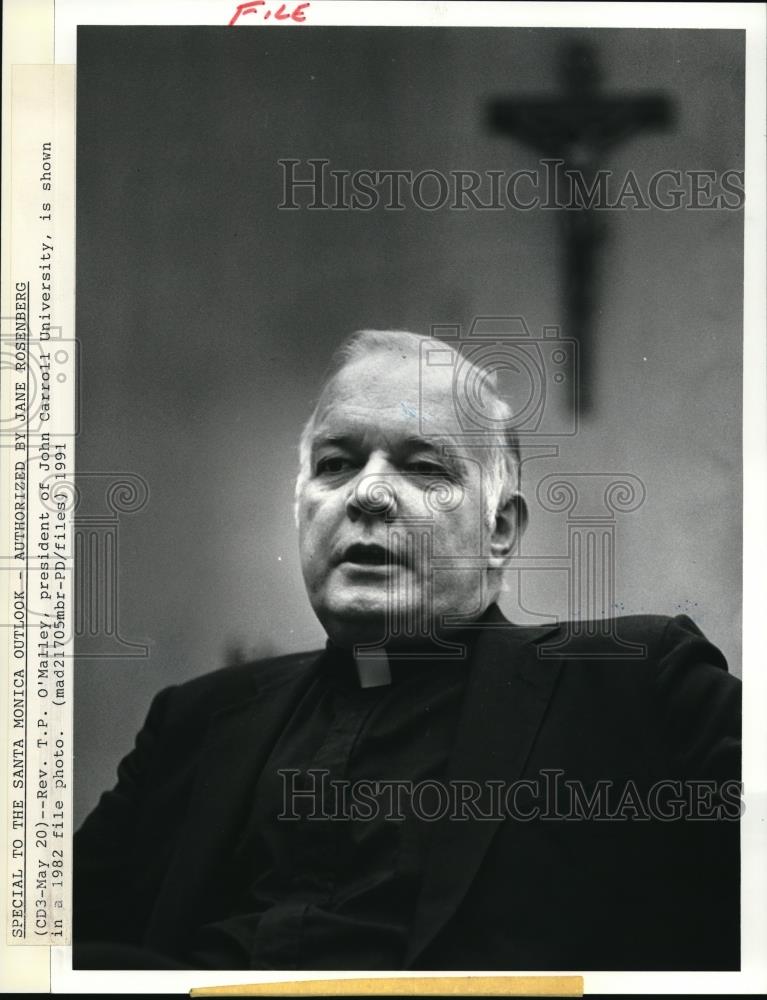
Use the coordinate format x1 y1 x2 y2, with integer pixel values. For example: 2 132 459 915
311 433 442 453
399 437 469 473
398 436 446 455
311 433 360 452
400 435 459 454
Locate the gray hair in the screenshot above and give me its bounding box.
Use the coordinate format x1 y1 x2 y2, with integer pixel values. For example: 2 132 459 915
294 329 524 527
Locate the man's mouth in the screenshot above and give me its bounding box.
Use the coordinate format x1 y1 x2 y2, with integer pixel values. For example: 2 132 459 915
341 543 401 567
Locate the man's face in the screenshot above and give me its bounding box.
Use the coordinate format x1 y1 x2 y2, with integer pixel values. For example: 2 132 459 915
297 347 505 648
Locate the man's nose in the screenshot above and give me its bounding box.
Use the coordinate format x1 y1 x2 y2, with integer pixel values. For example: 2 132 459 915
345 456 399 521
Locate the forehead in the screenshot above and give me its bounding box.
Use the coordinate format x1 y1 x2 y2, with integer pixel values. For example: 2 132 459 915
312 348 463 441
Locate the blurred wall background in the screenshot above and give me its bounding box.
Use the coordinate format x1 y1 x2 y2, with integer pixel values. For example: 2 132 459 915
75 26 744 825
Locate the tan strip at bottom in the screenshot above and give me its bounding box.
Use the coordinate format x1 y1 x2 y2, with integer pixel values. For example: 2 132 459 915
190 975 584 996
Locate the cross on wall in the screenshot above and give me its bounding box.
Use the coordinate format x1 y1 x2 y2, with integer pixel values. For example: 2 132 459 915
488 40 674 413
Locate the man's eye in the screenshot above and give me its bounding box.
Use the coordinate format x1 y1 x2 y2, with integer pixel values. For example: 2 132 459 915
316 456 354 475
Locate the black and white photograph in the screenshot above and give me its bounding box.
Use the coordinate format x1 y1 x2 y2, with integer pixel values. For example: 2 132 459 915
67 15 750 979
2 2 762 993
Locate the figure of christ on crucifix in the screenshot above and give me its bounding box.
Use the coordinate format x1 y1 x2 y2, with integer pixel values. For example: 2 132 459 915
489 40 673 412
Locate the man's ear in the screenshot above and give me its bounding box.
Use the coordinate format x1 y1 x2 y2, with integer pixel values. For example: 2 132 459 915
489 492 528 568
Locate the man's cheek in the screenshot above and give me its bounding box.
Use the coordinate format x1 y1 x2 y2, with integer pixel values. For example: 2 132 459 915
301 483 340 518
430 513 465 547
299 494 322 524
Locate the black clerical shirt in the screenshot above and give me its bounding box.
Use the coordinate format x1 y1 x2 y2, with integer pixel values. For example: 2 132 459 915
190 643 470 970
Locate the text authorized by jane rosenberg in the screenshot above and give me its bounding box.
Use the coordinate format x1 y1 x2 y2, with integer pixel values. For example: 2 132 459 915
4 66 75 946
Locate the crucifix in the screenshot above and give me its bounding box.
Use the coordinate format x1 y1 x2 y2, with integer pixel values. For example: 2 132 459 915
489 40 673 413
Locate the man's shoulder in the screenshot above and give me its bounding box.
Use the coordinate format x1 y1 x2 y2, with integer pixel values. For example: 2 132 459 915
514 612 698 643
154 647 325 725
510 612 728 669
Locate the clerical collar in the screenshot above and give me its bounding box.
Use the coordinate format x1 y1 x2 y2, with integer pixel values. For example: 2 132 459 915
322 644 465 690
353 651 392 689
322 604 504 689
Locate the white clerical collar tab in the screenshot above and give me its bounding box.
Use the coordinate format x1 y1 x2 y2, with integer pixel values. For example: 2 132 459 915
354 651 392 688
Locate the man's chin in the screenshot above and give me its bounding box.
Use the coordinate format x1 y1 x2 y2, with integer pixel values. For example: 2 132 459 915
316 596 420 649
